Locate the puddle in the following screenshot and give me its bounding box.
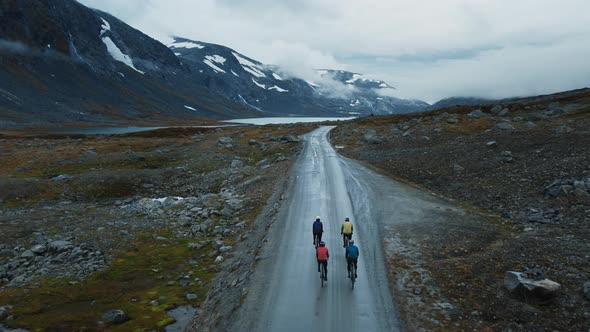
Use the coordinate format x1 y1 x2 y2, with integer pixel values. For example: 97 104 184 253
165 305 197 332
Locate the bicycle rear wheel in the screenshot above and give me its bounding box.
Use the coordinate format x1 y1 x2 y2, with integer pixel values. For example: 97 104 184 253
320 265 325 288
351 266 356 290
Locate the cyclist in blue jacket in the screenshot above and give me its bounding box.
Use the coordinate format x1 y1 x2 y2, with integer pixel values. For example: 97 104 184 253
345 240 359 278
312 216 323 247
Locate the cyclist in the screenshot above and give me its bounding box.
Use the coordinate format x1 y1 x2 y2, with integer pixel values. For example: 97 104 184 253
316 241 329 281
341 217 353 248
312 216 323 247
345 239 359 278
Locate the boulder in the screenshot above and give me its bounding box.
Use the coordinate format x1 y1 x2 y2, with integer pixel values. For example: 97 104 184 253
523 121 537 129
186 293 198 301
486 141 497 147
48 240 73 252
490 105 503 115
583 281 590 300
446 118 459 124
498 108 510 117
504 271 561 303
500 151 513 163
361 129 384 144
20 250 34 259
453 164 464 175
468 109 485 118
230 159 244 169
0 306 8 321
247 139 257 145
102 309 129 324
31 244 47 255
214 255 224 263
496 122 514 131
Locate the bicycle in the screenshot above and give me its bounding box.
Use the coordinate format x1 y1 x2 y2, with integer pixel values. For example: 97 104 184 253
320 263 327 288
313 233 321 249
343 233 352 248
350 264 357 289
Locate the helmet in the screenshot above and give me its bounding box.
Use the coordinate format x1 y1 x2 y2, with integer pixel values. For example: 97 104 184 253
319 241 325 246
315 216 320 220
349 240 354 245
345 217 350 221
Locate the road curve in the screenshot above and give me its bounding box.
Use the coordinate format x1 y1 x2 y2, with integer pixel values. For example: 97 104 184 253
232 126 401 331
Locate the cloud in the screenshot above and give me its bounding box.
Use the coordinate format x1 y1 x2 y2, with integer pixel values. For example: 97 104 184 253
78 0 590 102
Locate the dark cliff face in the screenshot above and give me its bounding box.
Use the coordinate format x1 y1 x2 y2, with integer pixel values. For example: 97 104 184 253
0 0 257 127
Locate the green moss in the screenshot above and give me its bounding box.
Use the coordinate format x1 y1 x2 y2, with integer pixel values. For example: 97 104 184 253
0 233 218 331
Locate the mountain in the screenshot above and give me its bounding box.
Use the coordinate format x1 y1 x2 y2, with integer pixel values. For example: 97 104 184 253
0 0 428 128
168 37 429 116
0 0 258 128
428 97 493 110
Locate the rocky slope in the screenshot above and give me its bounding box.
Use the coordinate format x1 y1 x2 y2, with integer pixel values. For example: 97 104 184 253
0 124 310 331
330 87 590 331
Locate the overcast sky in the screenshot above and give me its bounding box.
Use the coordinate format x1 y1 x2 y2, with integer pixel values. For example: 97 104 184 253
78 0 590 103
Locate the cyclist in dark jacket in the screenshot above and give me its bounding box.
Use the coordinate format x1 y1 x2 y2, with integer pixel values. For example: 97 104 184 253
345 240 359 278
312 216 323 247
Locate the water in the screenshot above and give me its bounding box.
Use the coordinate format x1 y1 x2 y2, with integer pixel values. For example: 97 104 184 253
165 306 197 332
46 117 356 135
223 116 356 125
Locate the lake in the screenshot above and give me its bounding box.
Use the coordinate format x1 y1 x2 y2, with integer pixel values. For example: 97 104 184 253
48 117 356 135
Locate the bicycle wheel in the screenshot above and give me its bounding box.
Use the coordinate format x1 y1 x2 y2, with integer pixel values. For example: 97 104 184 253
351 266 356 290
320 265 325 288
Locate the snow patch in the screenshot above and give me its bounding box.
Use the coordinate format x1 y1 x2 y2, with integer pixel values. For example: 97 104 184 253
305 80 320 88
168 41 205 49
268 85 288 92
203 59 226 73
251 78 266 89
205 54 226 65
232 52 266 78
272 72 283 80
231 70 239 77
174 52 181 56
184 105 197 111
350 99 360 107
379 82 389 88
317 69 328 75
345 74 362 84
99 18 111 36
101 36 144 74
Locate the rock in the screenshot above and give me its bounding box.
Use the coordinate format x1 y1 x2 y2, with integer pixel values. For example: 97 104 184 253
500 150 513 162
496 122 514 131
491 105 503 115
504 271 561 303
186 293 198 301
555 125 573 134
48 240 73 252
526 114 547 121
0 306 8 321
361 129 384 144
547 101 561 110
247 139 257 145
574 188 589 197
51 174 70 182
219 246 233 253
218 137 233 148
280 135 299 143
486 141 497 147
214 255 224 263
468 109 485 118
498 108 510 117
126 150 145 161
446 118 459 124
453 164 464 175
231 159 244 169
20 250 34 259
523 121 537 129
583 282 590 300
31 244 47 255
102 309 129 324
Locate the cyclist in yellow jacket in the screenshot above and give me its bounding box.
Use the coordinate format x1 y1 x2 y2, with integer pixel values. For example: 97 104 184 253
341 217 353 248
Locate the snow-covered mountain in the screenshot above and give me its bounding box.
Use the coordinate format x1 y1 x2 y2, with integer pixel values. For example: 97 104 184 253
0 0 428 128
168 37 429 116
